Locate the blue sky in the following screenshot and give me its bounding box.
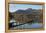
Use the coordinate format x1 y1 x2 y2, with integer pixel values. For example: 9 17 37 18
9 4 42 13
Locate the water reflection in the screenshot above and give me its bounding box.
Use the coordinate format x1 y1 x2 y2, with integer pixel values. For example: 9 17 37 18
9 19 43 29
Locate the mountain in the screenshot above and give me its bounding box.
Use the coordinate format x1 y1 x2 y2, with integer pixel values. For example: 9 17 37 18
15 8 33 14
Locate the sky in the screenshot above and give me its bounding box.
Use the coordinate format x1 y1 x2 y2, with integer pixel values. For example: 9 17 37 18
9 4 43 13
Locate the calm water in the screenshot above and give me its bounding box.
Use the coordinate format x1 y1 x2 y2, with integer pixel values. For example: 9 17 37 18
15 23 43 29
10 19 43 29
